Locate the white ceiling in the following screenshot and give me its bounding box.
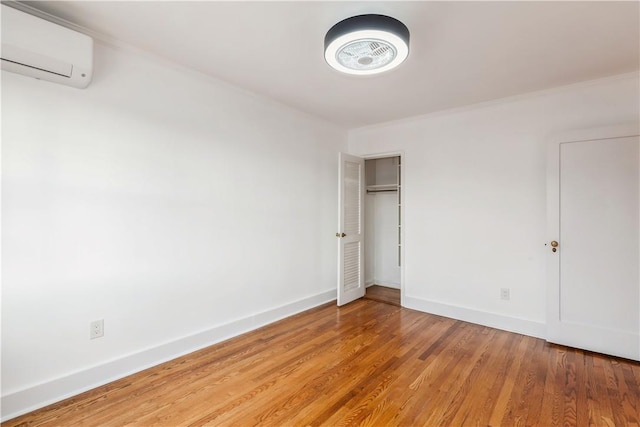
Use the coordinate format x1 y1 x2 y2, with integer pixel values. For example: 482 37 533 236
17 1 640 128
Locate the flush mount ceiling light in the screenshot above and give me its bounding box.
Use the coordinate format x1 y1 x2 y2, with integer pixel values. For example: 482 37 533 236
324 14 410 75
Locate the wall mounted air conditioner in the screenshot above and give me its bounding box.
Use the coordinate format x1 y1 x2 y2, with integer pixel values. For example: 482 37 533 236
1 4 93 89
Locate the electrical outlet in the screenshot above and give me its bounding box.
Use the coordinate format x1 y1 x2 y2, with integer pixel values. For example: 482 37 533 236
90 319 104 339
500 288 510 301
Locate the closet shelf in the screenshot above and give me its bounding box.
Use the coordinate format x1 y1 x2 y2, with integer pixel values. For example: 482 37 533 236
367 184 398 193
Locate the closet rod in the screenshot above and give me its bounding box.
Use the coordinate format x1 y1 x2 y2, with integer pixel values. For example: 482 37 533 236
367 189 398 193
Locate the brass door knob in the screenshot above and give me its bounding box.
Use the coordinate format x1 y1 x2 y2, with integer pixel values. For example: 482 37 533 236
336 232 346 238
550 241 559 247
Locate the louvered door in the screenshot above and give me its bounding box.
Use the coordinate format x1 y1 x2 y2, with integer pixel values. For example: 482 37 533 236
337 153 365 306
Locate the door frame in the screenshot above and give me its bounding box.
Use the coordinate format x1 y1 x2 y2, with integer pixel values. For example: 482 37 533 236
546 123 640 359
362 150 405 307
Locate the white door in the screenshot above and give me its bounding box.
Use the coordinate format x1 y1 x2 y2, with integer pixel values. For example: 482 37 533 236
337 153 365 306
547 125 640 361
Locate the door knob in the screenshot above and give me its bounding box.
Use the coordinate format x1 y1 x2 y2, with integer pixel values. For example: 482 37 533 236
335 232 346 238
550 241 559 247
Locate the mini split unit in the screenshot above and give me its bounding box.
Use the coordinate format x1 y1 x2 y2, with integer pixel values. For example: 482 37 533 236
1 4 93 89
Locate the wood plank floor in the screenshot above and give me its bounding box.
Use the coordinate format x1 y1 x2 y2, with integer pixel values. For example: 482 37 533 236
5 299 639 426
364 285 401 306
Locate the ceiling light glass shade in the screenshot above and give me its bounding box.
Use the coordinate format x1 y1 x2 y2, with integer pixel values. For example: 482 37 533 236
324 14 410 75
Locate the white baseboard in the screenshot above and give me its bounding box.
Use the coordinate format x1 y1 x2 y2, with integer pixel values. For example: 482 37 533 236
402 295 546 339
365 279 400 289
1 289 337 422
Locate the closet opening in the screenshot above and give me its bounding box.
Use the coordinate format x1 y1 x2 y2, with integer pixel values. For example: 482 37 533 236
363 155 402 307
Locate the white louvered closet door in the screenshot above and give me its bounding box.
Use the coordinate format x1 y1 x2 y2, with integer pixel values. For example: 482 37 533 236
337 153 365 306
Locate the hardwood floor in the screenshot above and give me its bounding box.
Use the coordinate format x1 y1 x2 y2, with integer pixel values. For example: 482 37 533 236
5 299 639 426
364 285 401 306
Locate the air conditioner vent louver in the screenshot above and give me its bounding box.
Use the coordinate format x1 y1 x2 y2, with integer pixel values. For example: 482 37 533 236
2 58 72 78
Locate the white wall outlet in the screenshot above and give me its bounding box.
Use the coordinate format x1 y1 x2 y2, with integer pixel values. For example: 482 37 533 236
500 288 510 301
90 319 104 339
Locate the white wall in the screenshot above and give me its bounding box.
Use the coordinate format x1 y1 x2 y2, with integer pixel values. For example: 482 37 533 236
1 41 346 418
349 73 640 337
370 192 400 288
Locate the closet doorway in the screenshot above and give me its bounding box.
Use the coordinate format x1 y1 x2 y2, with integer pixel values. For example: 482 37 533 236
364 156 402 306
337 153 403 307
